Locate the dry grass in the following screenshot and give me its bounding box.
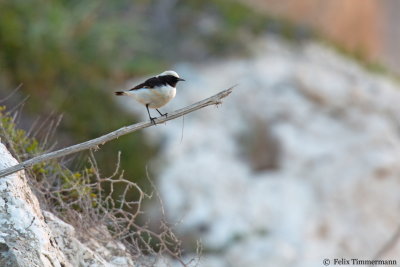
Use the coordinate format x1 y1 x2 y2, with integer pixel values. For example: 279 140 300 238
0 104 199 266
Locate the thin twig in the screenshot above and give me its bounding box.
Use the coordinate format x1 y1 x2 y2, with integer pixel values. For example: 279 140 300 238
0 86 235 178
0 83 23 103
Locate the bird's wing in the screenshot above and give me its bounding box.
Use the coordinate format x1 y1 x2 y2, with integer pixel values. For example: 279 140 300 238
129 77 164 90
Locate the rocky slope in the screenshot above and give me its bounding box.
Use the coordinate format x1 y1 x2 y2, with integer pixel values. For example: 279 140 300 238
118 36 400 266
0 142 134 267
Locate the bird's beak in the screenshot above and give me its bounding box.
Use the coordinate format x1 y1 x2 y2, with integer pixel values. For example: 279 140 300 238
178 78 185 81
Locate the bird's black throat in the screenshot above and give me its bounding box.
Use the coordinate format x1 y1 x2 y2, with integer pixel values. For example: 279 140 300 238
157 75 182 88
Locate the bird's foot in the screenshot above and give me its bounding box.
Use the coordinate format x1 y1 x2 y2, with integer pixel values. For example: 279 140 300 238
150 117 157 125
156 109 168 118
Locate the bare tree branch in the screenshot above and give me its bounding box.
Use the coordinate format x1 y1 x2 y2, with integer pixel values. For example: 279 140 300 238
0 86 234 178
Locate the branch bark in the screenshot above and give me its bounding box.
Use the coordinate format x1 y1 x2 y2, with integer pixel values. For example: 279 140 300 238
0 86 235 178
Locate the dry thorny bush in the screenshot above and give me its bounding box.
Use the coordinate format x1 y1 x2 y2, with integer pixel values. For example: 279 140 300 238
0 103 200 266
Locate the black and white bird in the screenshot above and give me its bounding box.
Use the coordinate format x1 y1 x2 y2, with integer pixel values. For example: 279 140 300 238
114 70 185 124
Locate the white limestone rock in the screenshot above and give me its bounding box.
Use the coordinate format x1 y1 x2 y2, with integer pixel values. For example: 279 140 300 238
0 142 135 267
0 142 70 267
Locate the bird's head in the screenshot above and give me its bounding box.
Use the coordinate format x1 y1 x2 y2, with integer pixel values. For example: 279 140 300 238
158 70 185 83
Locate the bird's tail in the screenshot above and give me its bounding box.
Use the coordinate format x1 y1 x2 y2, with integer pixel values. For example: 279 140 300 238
114 91 126 96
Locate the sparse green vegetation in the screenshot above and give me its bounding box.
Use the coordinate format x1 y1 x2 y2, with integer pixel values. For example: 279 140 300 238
0 105 93 206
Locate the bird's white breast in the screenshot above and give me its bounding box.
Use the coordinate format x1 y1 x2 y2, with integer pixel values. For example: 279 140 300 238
126 85 176 109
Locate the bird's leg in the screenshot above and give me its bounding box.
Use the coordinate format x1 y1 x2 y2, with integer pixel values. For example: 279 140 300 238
156 109 168 117
146 104 156 125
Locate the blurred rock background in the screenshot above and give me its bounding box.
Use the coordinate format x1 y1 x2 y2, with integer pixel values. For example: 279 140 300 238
147 38 400 266
1 0 400 266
